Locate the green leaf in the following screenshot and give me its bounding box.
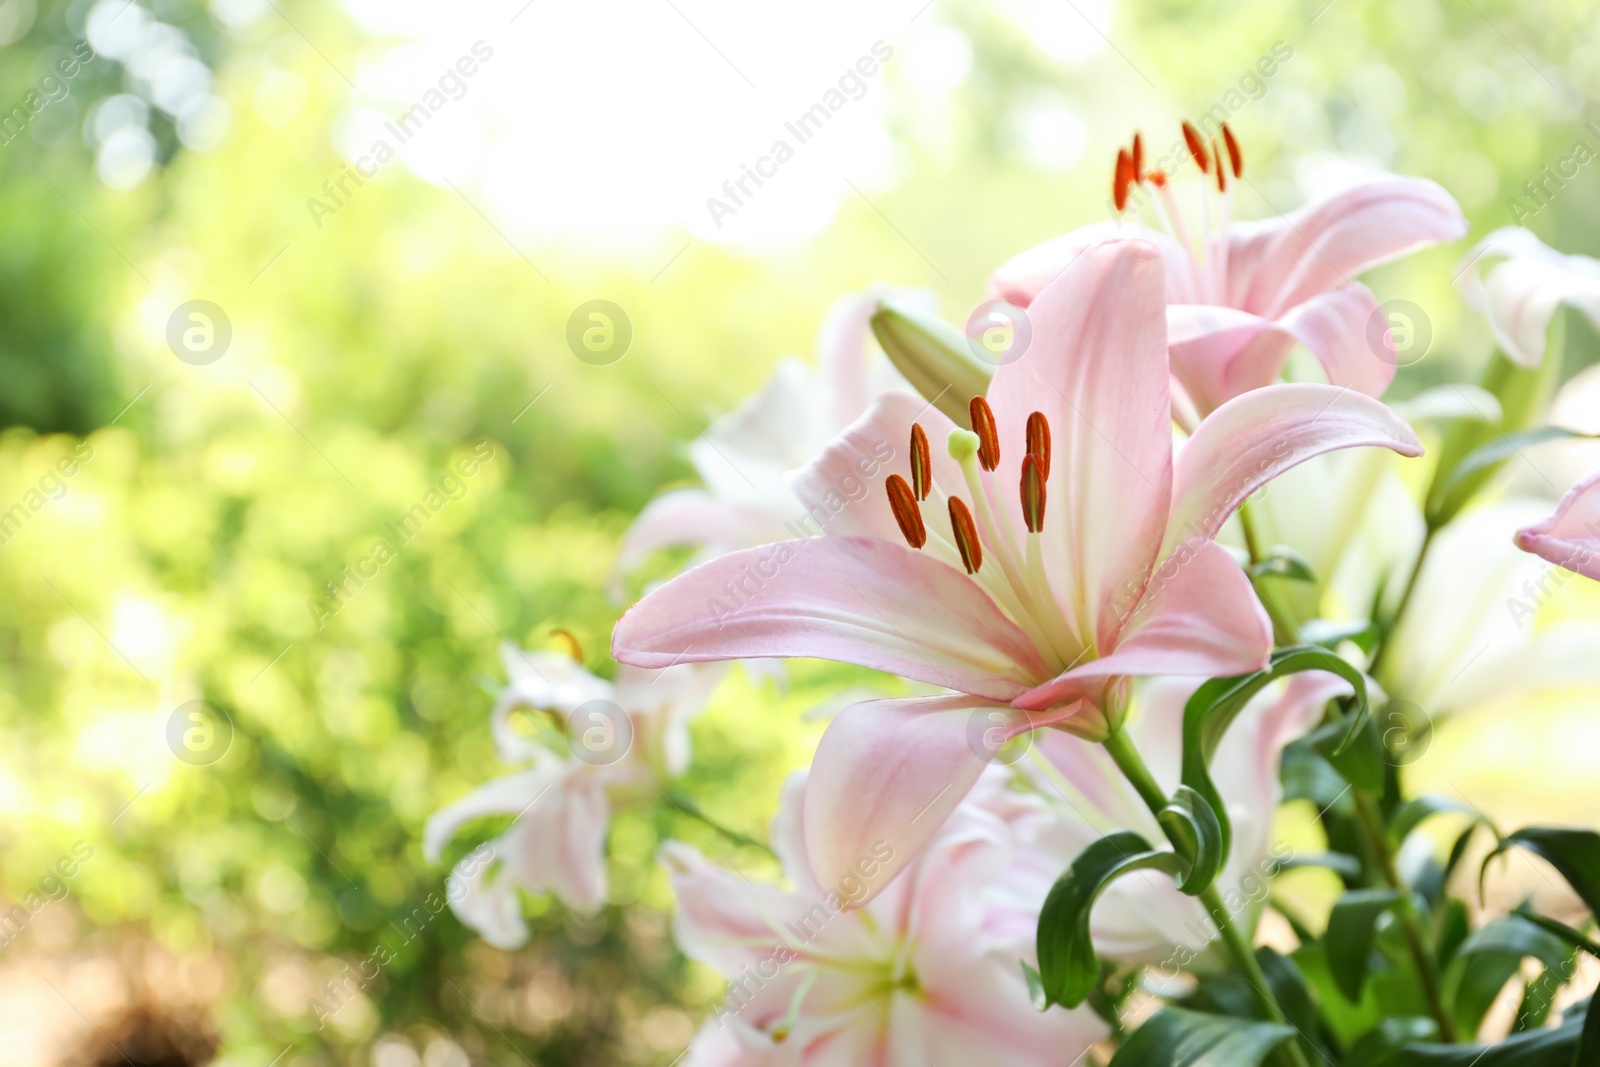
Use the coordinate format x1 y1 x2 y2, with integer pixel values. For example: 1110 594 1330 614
1483 828 1600 917
1389 796 1498 851
1276 851 1364 879
1346 1017 1439 1065
1035 832 1184 1009
1434 426 1598 507
1250 548 1317 583
1451 950 1525 1041
1424 342 1563 529
1452 916 1571 975
1183 645 1368 866
1281 739 1353 811
1184 947 1324 1052
1583 997 1600 1067
1362 1006 1586 1066
1159 785 1226 894
1019 960 1047 1011
1511 907 1600 960
1108 1007 1294 1067
1326 888 1401 1001
1311 707 1385 794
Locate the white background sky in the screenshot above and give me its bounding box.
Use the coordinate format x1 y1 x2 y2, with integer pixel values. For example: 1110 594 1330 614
329 0 1114 253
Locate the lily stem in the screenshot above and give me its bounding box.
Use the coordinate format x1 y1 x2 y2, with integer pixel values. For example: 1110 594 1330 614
1351 789 1458 1042
662 788 777 858
1237 501 1300 647
1367 524 1436 678
1101 728 1314 1067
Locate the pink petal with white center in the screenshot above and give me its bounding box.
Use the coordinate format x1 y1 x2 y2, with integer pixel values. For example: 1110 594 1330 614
1163 382 1423 558
786 392 959 543
612 537 1047 701
504 775 612 913
1515 469 1600 579
987 221 1194 307
803 695 1028 907
986 239 1175 649
1225 175 1466 317
1013 539 1270 712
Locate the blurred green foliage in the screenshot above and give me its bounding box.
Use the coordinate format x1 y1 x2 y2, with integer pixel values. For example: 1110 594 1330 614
2 0 1598 1063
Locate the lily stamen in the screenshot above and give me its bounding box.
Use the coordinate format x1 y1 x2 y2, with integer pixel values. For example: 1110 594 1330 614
1021 455 1046 534
910 423 932 501
1026 411 1052 480
886 474 926 549
948 497 982 574
969 396 1001 472
1221 122 1243 178
1182 120 1210 174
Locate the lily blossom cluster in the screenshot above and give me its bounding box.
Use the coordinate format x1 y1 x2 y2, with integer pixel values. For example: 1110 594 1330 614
430 122 1600 1066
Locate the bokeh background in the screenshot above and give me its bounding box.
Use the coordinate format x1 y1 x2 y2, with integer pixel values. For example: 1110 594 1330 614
2 0 1599 1063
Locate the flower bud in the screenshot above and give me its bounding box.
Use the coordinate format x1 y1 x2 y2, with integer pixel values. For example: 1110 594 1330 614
871 300 993 429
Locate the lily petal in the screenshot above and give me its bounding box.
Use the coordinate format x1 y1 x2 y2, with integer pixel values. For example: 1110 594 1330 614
1168 285 1395 419
786 391 959 543
987 221 1193 306
987 238 1174 649
1515 469 1600 580
1460 228 1600 369
423 766 561 864
1165 304 1292 417
1015 538 1270 711
617 487 782 574
1226 175 1466 318
803 695 1028 906
1164 382 1423 557
612 537 1047 700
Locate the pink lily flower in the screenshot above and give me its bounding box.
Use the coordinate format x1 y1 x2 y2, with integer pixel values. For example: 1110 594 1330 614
989 125 1466 427
1515 469 1600 581
615 239 1422 901
424 643 722 944
663 774 1107 1066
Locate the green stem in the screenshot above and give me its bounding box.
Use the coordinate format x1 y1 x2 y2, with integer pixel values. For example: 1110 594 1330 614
1352 790 1458 1042
1102 728 1314 1067
1237 501 1300 647
1238 499 1266 565
1368 524 1436 679
662 789 776 858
